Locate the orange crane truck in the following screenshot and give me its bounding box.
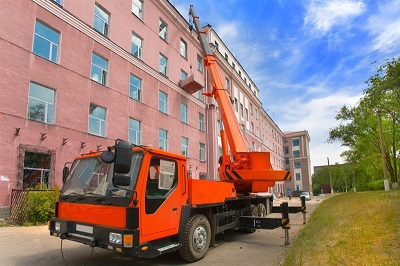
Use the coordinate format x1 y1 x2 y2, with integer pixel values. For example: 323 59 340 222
48 5 293 262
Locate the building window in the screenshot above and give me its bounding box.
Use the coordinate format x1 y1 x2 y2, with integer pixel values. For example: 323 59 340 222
214 41 219 50
180 38 187 59
217 120 221 136
181 137 189 157
52 0 62 5
225 78 230 94
94 4 109 37
33 20 59 63
197 54 203 72
159 129 168 150
197 89 203 101
180 70 187 80
241 124 245 135
224 53 228 61
129 118 141 145
293 150 300 158
132 0 143 19
285 157 289 165
245 108 249 121
159 19 167 40
91 53 108 85
284 146 289 154
296 173 301 181
251 122 254 133
89 104 106 137
159 90 168 114
23 152 51 189
159 54 168 76
131 32 143 59
199 143 205 162
250 103 253 115
181 103 188 123
294 161 301 168
27 82 55 124
198 113 204 131
292 138 300 146
296 185 300 191
255 109 258 119
232 62 235 69
234 98 238 112
240 104 244 117
129 74 142 101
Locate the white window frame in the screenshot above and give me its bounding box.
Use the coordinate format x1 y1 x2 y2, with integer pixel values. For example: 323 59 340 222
181 137 189 157
33 20 59 63
198 113 204 131
27 82 55 124
159 90 168 114
132 0 143 19
159 19 168 40
89 104 106 137
159 129 168 150
181 103 188 123
131 32 143 59
159 54 168 76
129 74 142 101
180 38 187 59
199 143 205 162
197 54 203 72
94 4 110 37
91 52 108 85
129 118 141 145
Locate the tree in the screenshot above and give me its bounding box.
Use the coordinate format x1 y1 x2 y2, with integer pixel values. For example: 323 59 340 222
328 57 400 190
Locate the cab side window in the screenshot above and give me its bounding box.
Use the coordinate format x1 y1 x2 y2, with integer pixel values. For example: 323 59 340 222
145 157 177 214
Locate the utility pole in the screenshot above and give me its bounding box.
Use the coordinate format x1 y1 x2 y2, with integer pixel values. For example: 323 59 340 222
327 157 334 194
377 110 390 191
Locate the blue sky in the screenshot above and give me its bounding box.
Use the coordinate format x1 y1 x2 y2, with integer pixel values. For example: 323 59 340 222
174 0 400 169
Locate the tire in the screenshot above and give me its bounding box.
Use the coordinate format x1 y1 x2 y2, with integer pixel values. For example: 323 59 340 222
178 214 211 262
244 204 258 233
257 203 267 217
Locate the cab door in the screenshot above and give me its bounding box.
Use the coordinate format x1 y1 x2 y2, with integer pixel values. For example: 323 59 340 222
140 156 185 242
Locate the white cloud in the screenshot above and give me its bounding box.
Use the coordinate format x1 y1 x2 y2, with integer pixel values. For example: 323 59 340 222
366 0 400 53
304 0 366 35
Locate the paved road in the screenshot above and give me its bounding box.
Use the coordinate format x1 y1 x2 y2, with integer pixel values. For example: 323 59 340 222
0 196 326 266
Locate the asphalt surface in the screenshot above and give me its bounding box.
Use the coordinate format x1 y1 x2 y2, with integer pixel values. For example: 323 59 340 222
0 196 327 266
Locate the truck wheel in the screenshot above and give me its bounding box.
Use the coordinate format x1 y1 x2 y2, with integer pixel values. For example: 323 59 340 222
244 204 258 233
179 214 211 262
257 203 267 217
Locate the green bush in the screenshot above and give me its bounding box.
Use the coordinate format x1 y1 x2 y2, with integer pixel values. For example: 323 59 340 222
26 184 59 225
358 179 385 191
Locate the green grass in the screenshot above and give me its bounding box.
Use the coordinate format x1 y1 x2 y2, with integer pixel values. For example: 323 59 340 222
283 190 400 266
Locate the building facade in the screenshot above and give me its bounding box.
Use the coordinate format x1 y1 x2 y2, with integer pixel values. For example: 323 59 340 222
284 131 312 194
0 0 288 216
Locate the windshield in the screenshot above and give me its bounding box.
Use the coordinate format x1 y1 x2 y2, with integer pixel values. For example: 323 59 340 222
60 151 143 206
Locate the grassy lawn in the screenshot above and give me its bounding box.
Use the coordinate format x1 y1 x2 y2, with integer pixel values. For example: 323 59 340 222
283 190 400 265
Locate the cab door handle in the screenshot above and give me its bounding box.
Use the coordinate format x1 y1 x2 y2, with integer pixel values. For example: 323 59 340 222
172 207 178 211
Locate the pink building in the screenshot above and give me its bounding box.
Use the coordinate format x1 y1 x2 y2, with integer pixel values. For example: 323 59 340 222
0 0 291 217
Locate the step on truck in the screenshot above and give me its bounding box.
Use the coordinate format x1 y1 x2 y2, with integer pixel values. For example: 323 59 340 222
49 5 297 262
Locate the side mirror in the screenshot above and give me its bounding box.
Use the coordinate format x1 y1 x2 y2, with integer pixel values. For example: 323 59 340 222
114 140 133 173
113 174 131 187
62 166 69 183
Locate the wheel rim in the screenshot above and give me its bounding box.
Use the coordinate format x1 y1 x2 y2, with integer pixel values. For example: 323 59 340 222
192 225 207 252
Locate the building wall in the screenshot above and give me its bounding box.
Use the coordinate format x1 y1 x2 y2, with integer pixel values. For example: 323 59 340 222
0 0 293 211
284 131 312 194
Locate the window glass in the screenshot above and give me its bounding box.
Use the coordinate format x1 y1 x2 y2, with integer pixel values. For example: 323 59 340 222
196 54 203 72
129 74 142 101
91 53 108 85
159 129 168 150
131 33 142 59
129 118 141 145
132 0 143 19
180 70 187 80
181 137 189 157
23 152 51 189
180 39 187 58
94 5 109 36
198 113 204 131
28 82 55 124
293 150 300 158
33 21 59 63
181 103 187 123
294 161 301 168
89 104 106 137
199 143 205 162
292 138 300 146
159 54 168 76
159 19 167 40
159 91 167 113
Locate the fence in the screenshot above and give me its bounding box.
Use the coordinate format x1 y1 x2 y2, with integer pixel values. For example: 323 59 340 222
10 189 50 224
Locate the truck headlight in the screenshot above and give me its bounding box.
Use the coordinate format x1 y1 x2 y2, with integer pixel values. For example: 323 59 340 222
55 222 61 232
109 232 122 244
